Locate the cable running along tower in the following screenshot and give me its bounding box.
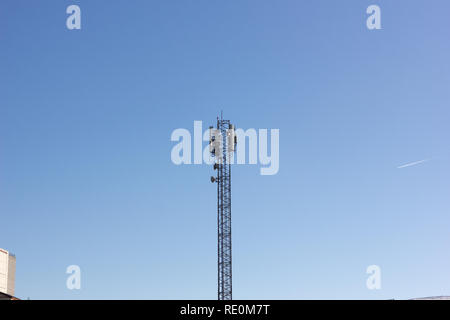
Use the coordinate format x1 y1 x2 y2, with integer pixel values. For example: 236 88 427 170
209 114 236 300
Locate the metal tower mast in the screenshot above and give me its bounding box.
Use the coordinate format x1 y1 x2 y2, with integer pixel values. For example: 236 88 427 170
210 114 236 300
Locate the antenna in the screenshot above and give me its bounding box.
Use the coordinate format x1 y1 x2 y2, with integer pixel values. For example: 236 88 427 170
209 113 236 300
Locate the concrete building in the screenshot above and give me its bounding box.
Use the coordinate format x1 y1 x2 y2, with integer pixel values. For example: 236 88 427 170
0 248 16 296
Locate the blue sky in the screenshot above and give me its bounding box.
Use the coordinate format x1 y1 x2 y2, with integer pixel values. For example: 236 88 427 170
1 0 449 299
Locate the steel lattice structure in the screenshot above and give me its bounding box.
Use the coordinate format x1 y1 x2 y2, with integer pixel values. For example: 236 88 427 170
210 114 235 300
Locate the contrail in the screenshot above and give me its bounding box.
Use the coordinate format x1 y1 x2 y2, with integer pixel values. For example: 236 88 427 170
397 159 430 169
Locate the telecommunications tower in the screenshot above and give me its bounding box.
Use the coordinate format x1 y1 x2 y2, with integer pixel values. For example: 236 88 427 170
209 113 237 300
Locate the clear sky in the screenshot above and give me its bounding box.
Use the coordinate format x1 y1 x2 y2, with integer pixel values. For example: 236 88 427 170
1 0 449 299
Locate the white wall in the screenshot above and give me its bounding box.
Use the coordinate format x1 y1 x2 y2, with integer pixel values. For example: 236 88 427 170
7 255 16 296
0 249 8 294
